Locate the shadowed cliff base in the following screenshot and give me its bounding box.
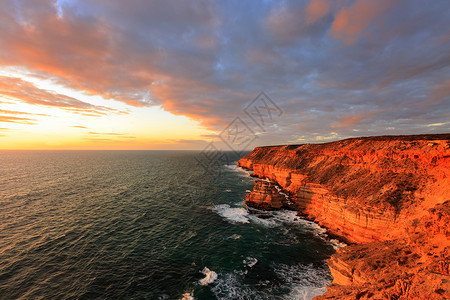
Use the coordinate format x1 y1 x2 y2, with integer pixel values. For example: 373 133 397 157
238 133 450 299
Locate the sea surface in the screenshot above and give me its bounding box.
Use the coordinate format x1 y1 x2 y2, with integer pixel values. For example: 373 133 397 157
0 151 336 299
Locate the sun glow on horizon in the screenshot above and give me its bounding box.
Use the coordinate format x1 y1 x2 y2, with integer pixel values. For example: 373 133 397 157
0 69 216 150
1 1 449 150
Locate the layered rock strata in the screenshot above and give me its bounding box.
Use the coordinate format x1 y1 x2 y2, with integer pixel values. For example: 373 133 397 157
239 134 450 299
244 180 287 210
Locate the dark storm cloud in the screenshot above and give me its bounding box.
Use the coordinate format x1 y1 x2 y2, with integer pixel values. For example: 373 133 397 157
0 0 449 144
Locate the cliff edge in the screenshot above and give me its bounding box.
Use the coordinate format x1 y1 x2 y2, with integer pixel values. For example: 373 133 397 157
238 134 450 299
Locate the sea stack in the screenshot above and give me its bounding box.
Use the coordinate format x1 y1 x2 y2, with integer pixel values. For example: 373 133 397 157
238 134 450 299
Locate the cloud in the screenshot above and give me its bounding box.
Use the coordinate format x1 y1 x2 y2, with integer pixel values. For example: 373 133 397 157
266 1 333 45
0 0 221 107
330 0 398 45
332 111 381 129
0 108 47 124
171 139 209 146
0 115 36 124
0 76 117 115
0 109 48 116
84 131 136 140
0 0 449 146
426 79 450 106
306 0 331 24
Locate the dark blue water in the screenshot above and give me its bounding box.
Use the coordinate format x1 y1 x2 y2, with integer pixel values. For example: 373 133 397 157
0 151 336 299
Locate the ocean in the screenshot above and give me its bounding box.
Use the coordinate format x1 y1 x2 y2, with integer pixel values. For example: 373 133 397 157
0 151 336 299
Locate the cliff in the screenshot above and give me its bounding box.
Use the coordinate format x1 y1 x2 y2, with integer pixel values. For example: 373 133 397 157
238 134 450 299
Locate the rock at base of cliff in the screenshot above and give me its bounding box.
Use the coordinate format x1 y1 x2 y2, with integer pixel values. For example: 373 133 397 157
245 180 287 210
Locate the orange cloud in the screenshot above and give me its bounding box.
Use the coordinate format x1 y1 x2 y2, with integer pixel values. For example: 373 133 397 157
0 109 48 116
83 131 136 142
0 76 117 115
0 108 46 124
424 78 450 107
86 131 135 138
150 78 232 129
332 111 379 129
330 0 396 45
0 2 222 115
0 115 36 124
0 3 153 107
0 0 447 149
306 0 331 24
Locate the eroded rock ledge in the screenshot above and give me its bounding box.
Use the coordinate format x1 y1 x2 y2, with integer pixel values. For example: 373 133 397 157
238 134 450 299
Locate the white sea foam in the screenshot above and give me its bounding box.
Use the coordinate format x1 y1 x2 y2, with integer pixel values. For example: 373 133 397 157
243 257 258 268
286 286 328 300
273 263 332 300
211 263 331 300
261 211 348 249
199 267 218 286
224 189 232 192
329 238 347 250
247 214 281 228
224 164 253 178
274 185 295 205
212 204 249 224
215 202 345 249
210 273 258 300
247 209 327 234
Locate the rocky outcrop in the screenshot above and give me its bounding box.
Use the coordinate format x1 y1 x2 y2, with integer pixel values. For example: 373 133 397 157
244 180 287 210
238 134 450 299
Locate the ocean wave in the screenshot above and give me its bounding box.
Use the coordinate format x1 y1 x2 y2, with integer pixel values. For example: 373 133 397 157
248 209 347 250
210 273 260 300
274 185 294 206
0 151 336 299
224 164 253 178
199 267 218 286
286 286 328 300
211 262 330 300
212 204 249 224
247 214 282 228
272 263 332 300
329 238 347 250
243 257 258 268
248 209 326 234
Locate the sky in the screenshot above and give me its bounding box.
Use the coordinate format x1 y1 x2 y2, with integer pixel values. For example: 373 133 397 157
0 0 449 150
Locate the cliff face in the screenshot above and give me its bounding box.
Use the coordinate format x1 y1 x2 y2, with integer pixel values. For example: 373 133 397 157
238 134 450 299
321 201 450 299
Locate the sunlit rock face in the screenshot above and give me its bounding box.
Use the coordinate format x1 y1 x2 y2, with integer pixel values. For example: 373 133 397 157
244 180 286 210
238 134 450 299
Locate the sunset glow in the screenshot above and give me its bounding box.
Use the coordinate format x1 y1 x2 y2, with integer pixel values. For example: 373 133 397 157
1 2 450 299
0 69 214 149
0 0 449 149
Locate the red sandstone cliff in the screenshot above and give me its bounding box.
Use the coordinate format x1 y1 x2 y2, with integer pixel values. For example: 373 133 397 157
238 134 450 299
244 180 288 210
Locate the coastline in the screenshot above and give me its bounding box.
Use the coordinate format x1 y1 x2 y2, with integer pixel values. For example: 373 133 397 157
238 134 450 299
237 164 349 248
